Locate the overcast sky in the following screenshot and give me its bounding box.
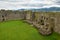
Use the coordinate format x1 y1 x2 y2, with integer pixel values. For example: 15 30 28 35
0 0 60 10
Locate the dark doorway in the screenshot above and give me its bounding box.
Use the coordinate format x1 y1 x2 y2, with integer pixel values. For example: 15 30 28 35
2 15 5 21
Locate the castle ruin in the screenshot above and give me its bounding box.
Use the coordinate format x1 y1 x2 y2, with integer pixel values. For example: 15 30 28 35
0 10 60 35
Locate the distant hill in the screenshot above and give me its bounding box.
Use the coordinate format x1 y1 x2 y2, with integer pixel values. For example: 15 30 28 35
18 7 60 12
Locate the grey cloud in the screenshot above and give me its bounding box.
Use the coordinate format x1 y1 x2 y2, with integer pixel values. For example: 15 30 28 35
21 4 44 7
0 0 24 2
0 0 60 10
55 0 60 5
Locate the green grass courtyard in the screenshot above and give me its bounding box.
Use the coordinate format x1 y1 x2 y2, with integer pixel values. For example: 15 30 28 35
0 20 60 40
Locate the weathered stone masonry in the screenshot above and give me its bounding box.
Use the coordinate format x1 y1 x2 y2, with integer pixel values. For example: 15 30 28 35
0 10 60 35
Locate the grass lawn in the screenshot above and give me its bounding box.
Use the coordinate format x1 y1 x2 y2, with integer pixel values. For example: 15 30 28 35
0 20 60 40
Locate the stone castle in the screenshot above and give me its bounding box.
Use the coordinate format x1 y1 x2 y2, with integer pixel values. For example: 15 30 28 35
0 10 60 35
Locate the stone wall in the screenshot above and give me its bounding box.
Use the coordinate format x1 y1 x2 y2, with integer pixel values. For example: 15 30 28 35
0 10 26 21
26 12 60 35
54 13 60 34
